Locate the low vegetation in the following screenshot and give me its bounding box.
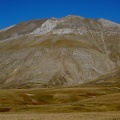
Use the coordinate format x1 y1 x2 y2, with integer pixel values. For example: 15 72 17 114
0 87 120 113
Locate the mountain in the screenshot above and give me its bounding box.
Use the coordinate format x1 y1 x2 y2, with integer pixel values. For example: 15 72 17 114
0 15 120 88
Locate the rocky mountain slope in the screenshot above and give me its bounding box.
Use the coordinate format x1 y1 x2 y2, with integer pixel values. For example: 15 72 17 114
0 15 120 88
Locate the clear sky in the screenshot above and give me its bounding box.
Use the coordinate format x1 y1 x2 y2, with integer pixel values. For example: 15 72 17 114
0 0 120 29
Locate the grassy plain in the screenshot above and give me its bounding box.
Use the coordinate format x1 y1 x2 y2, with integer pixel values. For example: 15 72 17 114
0 70 120 119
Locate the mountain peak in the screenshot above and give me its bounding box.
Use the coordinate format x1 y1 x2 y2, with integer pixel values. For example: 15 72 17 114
0 15 120 88
63 15 84 19
1 15 120 40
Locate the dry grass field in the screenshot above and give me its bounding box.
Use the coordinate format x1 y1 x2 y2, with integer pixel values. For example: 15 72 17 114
0 71 120 120
0 87 120 120
0 87 120 113
0 112 120 120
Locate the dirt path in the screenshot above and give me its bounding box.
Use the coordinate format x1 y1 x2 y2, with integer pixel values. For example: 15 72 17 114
0 112 120 120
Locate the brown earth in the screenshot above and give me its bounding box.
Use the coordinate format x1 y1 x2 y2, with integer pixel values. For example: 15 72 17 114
0 112 120 120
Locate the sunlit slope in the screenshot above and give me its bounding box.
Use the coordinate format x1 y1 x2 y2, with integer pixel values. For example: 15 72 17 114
0 15 120 88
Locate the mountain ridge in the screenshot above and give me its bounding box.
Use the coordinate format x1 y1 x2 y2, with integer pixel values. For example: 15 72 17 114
0 15 120 88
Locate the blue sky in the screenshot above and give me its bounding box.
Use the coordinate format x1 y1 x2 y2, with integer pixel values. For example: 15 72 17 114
0 0 120 29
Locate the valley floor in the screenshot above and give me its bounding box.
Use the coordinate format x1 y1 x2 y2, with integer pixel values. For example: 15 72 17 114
0 74 120 119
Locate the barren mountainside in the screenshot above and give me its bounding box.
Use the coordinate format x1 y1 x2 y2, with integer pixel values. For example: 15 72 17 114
0 15 120 88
